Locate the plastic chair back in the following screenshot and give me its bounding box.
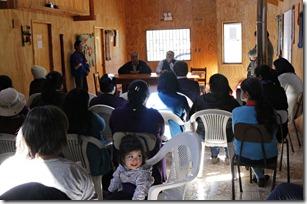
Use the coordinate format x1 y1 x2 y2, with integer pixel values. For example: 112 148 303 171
62 134 105 200
0 133 16 154
146 131 202 200
89 104 114 141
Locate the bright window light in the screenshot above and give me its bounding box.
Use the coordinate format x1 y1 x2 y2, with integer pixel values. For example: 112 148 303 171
223 22 242 64
146 29 191 61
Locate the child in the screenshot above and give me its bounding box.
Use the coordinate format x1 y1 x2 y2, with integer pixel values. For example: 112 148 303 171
106 135 154 200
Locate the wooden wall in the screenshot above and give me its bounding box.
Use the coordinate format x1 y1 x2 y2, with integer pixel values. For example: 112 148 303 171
0 0 126 97
0 0 303 100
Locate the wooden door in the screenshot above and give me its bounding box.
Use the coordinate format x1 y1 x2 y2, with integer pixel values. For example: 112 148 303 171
32 21 53 72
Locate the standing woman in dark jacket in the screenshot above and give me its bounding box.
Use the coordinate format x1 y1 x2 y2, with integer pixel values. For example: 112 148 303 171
189 73 240 164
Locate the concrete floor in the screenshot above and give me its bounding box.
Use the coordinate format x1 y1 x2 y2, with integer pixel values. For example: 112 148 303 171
181 124 304 200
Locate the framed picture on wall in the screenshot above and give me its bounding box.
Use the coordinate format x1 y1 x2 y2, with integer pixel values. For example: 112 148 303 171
78 33 96 67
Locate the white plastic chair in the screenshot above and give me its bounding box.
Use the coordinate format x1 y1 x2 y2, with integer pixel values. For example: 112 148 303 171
146 131 202 200
177 92 193 108
89 104 114 142
62 134 107 200
158 110 188 142
26 93 41 108
189 109 232 177
119 92 128 100
88 93 97 105
288 92 303 148
0 133 16 154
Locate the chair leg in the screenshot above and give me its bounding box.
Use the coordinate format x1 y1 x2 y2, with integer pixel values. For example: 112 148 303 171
288 132 295 153
249 168 253 183
197 142 205 178
238 166 243 193
286 138 290 183
293 121 301 146
231 157 235 200
279 141 284 171
271 165 277 192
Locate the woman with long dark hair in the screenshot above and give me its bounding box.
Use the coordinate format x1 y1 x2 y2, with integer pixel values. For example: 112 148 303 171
232 77 278 187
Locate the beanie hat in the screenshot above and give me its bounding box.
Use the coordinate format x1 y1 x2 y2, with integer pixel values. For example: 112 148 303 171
31 65 47 79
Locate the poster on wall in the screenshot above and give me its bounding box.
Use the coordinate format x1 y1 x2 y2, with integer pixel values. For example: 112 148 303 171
21 25 32 46
78 33 96 67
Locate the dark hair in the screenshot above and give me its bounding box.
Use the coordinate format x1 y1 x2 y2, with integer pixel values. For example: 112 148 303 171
74 40 81 49
119 134 146 166
273 57 295 75
99 74 116 93
157 70 179 93
254 65 274 80
41 71 64 103
62 88 91 135
173 61 188 76
0 75 13 91
209 74 232 100
240 77 277 134
21 105 68 158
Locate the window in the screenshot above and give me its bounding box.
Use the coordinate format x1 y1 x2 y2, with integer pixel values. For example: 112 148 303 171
223 22 242 64
146 28 191 61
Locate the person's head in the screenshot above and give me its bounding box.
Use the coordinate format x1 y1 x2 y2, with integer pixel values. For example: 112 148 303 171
130 52 139 64
43 71 63 92
16 105 68 158
62 88 89 134
173 61 188 77
128 79 149 106
209 73 232 96
74 40 83 52
119 135 146 170
0 75 13 91
0 88 26 117
99 74 116 94
166 51 175 61
254 64 274 81
240 77 263 101
157 70 179 93
31 65 47 79
273 57 295 75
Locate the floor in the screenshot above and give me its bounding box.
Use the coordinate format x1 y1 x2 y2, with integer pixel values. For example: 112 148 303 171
181 123 304 200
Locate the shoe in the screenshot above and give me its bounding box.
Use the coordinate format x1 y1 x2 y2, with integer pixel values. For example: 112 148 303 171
225 157 229 165
258 175 270 187
211 156 220 164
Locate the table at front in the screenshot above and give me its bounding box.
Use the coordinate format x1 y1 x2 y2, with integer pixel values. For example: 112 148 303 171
115 73 199 93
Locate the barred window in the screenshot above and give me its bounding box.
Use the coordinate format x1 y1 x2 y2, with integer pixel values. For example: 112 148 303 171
146 28 191 61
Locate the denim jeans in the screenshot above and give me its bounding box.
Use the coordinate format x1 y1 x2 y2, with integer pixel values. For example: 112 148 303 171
210 146 229 158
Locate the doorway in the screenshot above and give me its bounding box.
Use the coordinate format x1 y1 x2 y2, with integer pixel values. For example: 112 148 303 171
32 21 53 72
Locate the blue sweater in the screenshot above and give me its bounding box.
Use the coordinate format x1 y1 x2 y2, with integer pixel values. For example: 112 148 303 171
232 105 278 160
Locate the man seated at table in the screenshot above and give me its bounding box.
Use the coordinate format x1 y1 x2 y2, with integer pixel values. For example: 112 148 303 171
118 52 152 74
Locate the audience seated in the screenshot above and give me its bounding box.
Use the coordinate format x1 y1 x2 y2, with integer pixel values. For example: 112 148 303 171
0 105 96 200
254 65 288 142
173 60 200 103
0 182 70 200
266 182 303 200
30 71 66 109
189 74 240 164
62 88 113 178
0 88 28 134
232 77 278 187
89 73 128 108
146 70 190 137
273 57 303 123
109 79 166 185
29 65 46 96
118 52 152 74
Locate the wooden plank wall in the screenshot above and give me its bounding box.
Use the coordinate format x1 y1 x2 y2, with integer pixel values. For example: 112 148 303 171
0 0 303 100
